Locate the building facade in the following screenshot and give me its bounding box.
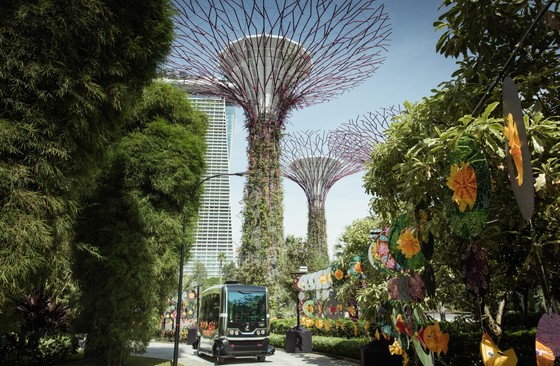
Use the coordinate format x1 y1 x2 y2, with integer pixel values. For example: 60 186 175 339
173 79 237 278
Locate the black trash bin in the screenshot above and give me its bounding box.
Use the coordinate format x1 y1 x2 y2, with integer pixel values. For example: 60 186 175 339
360 338 403 366
186 327 198 345
284 326 312 353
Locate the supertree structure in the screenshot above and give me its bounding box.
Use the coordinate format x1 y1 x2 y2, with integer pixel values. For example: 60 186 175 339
329 105 401 166
168 0 390 284
281 130 363 270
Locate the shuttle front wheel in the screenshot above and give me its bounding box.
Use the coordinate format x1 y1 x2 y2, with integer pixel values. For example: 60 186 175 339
256 354 266 362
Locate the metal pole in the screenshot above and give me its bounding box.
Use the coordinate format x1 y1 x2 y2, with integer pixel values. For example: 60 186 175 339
172 172 246 366
172 219 187 364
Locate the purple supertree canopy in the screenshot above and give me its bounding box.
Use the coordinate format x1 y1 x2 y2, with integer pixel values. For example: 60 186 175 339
329 105 401 166
281 130 363 207
167 0 391 122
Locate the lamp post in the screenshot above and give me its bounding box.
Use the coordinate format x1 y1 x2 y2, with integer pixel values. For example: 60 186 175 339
294 265 308 328
172 171 246 366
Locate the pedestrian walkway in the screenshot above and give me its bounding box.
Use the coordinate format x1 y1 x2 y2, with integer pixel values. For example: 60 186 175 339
141 341 360 366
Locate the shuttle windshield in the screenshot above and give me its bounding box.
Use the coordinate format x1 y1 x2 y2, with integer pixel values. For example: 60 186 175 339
228 290 266 323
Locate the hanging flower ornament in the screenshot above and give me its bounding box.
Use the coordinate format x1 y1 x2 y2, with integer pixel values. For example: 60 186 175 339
445 136 491 239
503 113 523 186
389 215 426 270
397 228 421 259
502 76 534 221
420 320 450 357
334 269 344 280
446 162 477 212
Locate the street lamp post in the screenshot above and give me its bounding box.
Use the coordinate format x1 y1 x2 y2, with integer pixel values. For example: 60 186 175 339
294 265 308 328
172 171 246 366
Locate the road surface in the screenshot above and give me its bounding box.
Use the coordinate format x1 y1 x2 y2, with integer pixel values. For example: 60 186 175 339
140 341 360 366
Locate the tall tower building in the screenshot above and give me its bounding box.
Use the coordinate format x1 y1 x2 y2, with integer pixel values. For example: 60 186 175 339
171 79 237 278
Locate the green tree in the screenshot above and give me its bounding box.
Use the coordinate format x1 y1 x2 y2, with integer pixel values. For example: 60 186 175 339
72 82 207 365
361 1 560 331
217 252 227 284
331 217 388 319
189 262 209 290
0 0 173 332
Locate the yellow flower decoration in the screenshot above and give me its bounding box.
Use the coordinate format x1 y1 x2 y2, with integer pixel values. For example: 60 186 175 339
316 319 323 329
353 323 358 337
374 328 380 340
347 305 356 317
307 318 315 328
324 319 331 331
389 339 403 355
337 303 343 313
447 162 477 212
403 352 410 366
504 113 523 185
397 228 421 259
306 303 314 314
364 321 370 332
334 269 344 280
423 320 450 356
327 272 332 284
319 275 327 285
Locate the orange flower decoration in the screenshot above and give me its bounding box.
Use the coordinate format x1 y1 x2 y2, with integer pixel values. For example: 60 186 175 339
422 321 449 356
397 228 421 259
354 261 363 273
334 269 344 280
447 162 477 212
504 113 523 185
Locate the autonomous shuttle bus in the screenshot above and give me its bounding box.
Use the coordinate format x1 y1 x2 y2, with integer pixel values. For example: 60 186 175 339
194 282 272 364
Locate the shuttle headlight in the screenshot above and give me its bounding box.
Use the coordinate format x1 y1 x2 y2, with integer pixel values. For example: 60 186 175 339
227 328 240 336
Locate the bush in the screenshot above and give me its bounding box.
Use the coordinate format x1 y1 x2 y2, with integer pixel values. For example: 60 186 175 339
269 333 369 360
271 318 538 365
37 334 78 364
271 317 370 338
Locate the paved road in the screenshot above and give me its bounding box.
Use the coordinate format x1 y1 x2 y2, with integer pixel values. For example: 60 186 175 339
140 341 360 366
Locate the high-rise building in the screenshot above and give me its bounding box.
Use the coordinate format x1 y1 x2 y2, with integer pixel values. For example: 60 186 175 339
170 78 237 278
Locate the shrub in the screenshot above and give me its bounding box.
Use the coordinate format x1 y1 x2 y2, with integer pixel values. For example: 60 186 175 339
271 317 370 339
269 333 369 360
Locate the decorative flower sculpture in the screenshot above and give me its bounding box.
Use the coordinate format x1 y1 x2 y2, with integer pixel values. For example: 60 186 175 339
397 228 421 258
503 76 534 221
480 332 517 366
389 215 426 270
302 300 315 317
503 113 523 186
461 241 490 297
389 339 404 356
536 312 560 365
447 162 477 212
445 136 491 239
421 321 449 356
334 268 344 281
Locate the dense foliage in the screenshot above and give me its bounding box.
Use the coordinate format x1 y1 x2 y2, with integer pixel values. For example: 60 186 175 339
72 82 207 365
0 0 174 334
359 0 560 341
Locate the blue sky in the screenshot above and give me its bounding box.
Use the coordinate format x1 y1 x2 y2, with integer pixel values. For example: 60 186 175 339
227 0 460 259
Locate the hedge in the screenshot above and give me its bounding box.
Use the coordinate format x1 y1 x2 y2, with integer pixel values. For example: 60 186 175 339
270 318 539 365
